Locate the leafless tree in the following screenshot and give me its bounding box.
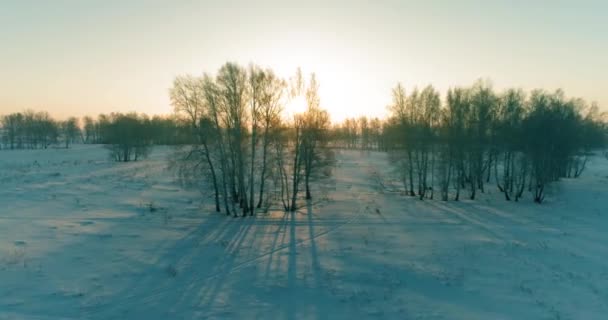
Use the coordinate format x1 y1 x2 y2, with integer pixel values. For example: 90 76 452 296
61 117 80 148
171 75 223 212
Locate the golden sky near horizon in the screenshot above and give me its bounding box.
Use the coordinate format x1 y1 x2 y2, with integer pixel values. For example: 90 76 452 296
1 0 607 122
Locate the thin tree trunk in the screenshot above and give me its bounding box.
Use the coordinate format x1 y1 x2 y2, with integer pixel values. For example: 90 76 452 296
407 150 415 196
249 124 257 215
202 142 221 212
257 129 270 208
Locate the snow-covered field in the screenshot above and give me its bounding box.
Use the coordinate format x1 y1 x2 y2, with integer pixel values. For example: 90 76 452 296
1 146 607 319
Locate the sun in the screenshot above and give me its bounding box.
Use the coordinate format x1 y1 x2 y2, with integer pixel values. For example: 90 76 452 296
285 95 308 116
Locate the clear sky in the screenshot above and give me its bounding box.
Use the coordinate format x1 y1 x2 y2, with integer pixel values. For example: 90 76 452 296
1 0 606 122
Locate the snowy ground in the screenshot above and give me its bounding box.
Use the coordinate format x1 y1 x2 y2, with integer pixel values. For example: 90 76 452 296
1 146 607 319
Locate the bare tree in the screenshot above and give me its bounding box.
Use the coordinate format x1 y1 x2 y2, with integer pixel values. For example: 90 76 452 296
171 75 223 212
247 65 264 214
105 113 151 162
388 83 416 196
275 115 306 211
203 74 233 216
61 117 80 148
494 89 525 200
301 73 331 200
256 70 285 209
82 116 96 143
216 63 249 216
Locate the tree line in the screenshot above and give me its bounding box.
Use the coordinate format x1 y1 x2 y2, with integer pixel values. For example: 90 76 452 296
0 111 195 155
368 81 606 203
2 73 606 207
330 117 384 150
0 111 80 150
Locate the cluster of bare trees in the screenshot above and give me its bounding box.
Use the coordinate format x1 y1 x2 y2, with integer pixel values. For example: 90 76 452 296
0 111 80 150
383 84 441 200
0 111 195 162
330 117 384 150
171 63 332 216
60 117 80 148
84 113 197 162
81 114 193 146
381 81 607 203
101 113 153 162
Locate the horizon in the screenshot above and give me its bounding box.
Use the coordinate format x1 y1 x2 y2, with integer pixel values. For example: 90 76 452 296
1 0 607 122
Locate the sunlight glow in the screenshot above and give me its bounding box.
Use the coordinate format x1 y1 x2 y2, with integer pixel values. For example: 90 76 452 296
285 95 308 117
0 1 605 122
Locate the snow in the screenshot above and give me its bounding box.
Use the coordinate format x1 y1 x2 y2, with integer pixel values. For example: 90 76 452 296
1 146 607 319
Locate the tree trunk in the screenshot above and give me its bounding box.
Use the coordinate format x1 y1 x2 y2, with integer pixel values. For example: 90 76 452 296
203 143 221 212
305 171 311 200
249 125 257 215
407 150 415 196
257 133 270 209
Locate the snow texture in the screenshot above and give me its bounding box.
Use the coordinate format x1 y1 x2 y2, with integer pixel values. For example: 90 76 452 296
1 146 607 319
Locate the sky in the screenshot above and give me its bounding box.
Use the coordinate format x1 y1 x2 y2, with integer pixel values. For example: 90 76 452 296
0 0 606 122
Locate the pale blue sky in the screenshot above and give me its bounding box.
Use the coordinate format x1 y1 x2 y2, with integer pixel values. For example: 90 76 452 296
1 0 606 121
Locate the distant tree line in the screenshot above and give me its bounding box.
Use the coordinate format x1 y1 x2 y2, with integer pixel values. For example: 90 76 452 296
170 63 333 216
330 117 384 150
0 110 81 150
80 114 194 146
0 111 196 160
338 81 606 203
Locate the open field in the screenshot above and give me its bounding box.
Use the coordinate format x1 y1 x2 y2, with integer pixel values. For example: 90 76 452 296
1 146 607 319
